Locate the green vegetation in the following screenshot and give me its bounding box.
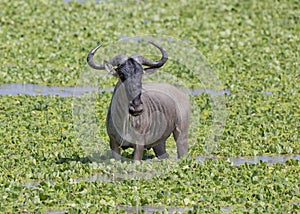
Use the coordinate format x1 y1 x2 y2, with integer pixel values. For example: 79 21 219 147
0 0 299 213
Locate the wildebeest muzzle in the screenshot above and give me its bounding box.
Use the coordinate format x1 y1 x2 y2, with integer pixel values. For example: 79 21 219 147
129 93 143 116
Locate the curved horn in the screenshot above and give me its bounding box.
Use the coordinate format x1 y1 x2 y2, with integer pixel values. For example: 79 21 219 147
87 44 106 70
87 44 129 71
87 41 167 73
139 41 168 69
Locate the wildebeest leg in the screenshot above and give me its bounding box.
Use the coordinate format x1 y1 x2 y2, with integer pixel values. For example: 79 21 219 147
173 127 188 158
153 141 169 159
134 144 144 160
110 139 121 160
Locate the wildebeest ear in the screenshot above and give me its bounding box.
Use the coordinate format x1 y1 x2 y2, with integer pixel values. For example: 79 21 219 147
104 61 118 77
143 68 158 75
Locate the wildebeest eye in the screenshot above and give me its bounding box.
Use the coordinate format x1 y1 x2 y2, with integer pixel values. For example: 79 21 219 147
118 73 125 81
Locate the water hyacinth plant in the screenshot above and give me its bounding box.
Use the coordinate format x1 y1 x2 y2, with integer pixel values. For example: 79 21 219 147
0 0 299 212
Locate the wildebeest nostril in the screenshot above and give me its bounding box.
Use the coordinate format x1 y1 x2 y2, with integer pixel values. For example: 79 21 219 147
131 94 142 107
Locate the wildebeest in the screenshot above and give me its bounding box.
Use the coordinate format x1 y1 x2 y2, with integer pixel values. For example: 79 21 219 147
87 41 190 160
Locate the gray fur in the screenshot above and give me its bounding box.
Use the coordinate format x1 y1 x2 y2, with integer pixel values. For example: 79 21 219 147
107 82 190 160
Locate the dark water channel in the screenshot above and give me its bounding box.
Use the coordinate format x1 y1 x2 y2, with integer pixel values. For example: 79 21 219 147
0 83 256 97
0 83 110 97
196 154 300 166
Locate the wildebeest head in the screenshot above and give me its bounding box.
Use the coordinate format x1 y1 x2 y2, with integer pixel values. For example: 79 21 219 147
115 58 144 116
87 41 168 116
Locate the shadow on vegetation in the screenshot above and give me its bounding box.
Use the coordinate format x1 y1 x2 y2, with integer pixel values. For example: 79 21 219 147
55 150 155 164
56 156 92 164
